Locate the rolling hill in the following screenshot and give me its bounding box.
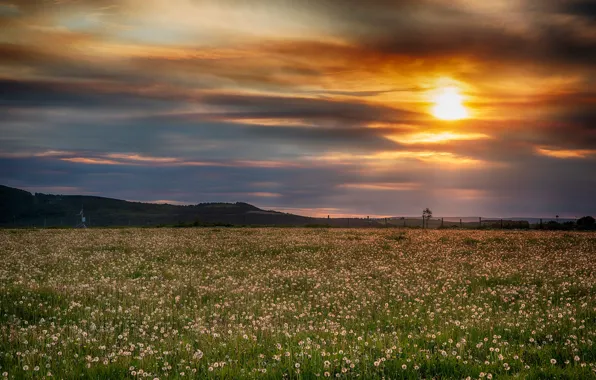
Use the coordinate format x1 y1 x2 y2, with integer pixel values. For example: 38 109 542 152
0 185 380 228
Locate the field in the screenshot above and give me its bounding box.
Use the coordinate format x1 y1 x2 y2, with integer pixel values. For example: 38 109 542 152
0 229 595 379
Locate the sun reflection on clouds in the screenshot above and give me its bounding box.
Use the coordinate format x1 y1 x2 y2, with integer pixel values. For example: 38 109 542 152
536 147 596 159
387 131 491 144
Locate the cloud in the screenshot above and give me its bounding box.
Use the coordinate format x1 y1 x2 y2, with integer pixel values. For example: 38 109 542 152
0 78 175 109
562 1 596 20
535 147 596 159
1 0 595 216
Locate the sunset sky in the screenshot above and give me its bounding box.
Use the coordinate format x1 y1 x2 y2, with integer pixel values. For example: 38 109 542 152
1 0 595 217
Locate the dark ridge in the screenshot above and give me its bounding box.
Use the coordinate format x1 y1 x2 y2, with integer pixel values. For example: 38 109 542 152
0 185 381 228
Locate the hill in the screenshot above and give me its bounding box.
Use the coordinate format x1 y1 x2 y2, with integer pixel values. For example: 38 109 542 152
0 185 381 228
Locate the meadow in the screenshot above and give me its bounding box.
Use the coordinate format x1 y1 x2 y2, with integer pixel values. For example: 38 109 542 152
0 228 594 379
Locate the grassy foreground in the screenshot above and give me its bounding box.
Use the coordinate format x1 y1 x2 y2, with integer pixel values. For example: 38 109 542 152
0 228 594 379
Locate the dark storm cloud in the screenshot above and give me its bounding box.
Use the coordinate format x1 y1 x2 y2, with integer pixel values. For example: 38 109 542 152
355 21 596 68
296 0 596 67
197 93 421 124
0 110 404 162
563 1 596 20
0 79 175 109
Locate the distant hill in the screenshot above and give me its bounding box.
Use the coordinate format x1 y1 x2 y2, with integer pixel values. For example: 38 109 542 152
0 185 381 228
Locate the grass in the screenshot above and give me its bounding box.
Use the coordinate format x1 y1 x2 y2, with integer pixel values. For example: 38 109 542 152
0 229 594 379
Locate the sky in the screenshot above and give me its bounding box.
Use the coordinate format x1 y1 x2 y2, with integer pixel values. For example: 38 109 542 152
1 0 595 218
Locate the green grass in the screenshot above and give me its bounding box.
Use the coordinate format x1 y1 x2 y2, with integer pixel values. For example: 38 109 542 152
0 229 594 379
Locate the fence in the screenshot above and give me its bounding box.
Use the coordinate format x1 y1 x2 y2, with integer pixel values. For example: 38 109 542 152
3 215 577 230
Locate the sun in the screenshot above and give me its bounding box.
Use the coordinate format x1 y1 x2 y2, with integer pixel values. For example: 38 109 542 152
431 86 468 121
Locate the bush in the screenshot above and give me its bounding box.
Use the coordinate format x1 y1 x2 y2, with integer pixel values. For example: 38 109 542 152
577 216 595 230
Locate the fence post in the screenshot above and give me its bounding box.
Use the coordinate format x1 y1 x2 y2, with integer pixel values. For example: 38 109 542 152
441 218 444 228
422 214 425 229
479 217 482 228
540 218 543 229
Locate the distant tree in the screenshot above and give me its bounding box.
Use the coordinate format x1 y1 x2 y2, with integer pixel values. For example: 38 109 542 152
577 216 595 229
422 208 432 229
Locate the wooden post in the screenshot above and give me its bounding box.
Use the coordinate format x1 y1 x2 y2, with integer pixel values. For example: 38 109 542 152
460 218 462 228
441 218 444 228
479 217 482 228
540 218 543 229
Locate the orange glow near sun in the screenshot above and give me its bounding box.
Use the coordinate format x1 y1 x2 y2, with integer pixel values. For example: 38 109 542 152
431 86 469 121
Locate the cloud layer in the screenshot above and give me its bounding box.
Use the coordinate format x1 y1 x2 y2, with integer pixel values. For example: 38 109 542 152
1 0 595 217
